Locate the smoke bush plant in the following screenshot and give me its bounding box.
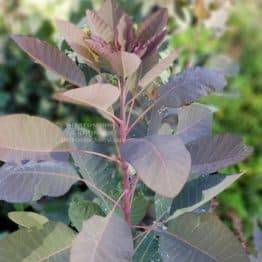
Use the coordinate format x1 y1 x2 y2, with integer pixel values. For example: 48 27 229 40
0 0 253 261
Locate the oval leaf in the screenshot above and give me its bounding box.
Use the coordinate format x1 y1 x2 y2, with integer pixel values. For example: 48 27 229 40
70 214 133 261
176 103 213 143
11 35 86 86
69 196 104 231
86 10 114 42
55 19 99 70
0 161 79 202
187 134 253 174
97 0 124 30
138 8 168 45
157 67 227 108
0 114 69 162
168 173 243 220
54 83 120 112
0 222 75 261
8 211 48 229
111 51 141 78
121 135 191 198
139 50 179 88
159 213 249 262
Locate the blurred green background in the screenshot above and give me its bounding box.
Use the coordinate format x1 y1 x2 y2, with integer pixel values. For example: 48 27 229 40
0 0 261 249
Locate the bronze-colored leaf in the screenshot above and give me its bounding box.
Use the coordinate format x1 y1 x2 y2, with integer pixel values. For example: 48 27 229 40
11 35 86 86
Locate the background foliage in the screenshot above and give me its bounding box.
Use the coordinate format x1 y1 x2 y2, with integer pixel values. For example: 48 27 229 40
0 0 261 248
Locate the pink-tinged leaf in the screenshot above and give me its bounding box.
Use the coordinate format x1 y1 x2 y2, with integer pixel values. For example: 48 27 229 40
141 29 167 58
84 36 115 71
121 135 191 198
111 51 141 78
187 134 253 174
0 114 69 162
139 50 179 87
53 83 120 112
160 213 249 262
97 0 124 30
158 67 227 107
11 35 86 86
138 8 168 45
116 14 135 51
141 51 159 77
55 19 99 71
176 104 213 143
0 161 79 202
70 214 133 262
86 10 114 42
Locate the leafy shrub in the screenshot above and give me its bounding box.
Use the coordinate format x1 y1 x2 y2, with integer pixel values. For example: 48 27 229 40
0 0 254 260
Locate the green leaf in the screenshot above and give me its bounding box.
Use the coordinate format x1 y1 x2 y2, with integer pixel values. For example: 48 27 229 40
8 211 48 229
154 195 172 221
131 194 148 225
0 222 75 262
69 195 104 231
65 124 117 209
133 232 162 262
159 213 249 262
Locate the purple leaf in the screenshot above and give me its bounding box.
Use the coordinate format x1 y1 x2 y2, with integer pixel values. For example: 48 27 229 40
157 67 227 107
11 35 86 86
121 135 191 198
70 214 133 261
176 104 213 143
187 134 253 174
0 161 79 202
0 114 69 162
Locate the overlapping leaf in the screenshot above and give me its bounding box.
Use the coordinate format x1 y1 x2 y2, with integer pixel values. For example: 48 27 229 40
121 135 191 198
116 14 135 51
53 83 120 113
157 67 227 108
131 194 148 225
70 214 133 261
159 213 249 262
0 114 69 162
0 161 79 202
176 103 213 143
110 51 141 78
8 212 48 229
187 134 252 174
86 10 114 42
0 222 75 262
168 173 243 220
65 124 117 209
97 0 124 30
137 8 168 45
55 19 99 70
69 195 104 231
11 35 86 86
133 232 161 262
139 50 179 88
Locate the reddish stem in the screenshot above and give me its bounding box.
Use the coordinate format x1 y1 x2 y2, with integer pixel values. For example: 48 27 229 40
119 79 132 227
